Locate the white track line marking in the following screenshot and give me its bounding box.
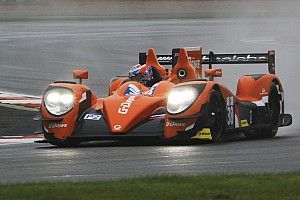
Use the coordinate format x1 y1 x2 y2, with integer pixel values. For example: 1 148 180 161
0 91 41 99
0 138 39 145
0 99 41 104
0 91 42 109
0 135 44 146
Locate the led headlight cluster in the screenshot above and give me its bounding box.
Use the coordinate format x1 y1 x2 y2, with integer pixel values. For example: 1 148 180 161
44 88 74 116
167 86 198 114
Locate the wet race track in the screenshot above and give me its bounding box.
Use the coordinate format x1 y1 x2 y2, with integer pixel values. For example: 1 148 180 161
0 1 299 183
0 130 299 183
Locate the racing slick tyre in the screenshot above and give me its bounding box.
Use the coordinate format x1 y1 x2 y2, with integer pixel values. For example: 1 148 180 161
208 89 225 142
244 83 280 139
262 83 281 138
44 132 80 147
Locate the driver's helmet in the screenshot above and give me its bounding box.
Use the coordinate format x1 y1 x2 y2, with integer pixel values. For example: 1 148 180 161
128 64 157 87
128 64 144 78
141 66 154 86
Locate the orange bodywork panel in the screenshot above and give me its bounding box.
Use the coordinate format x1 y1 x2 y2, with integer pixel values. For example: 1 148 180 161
41 82 97 140
186 47 203 79
109 77 127 96
236 74 282 101
205 68 222 78
145 48 167 79
103 95 164 133
104 81 174 132
168 48 197 84
73 69 88 80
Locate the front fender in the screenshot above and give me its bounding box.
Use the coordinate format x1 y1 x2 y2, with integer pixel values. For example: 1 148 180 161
164 81 217 138
166 81 217 119
41 82 97 140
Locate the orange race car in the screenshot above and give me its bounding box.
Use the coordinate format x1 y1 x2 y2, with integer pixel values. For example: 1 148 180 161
39 47 292 146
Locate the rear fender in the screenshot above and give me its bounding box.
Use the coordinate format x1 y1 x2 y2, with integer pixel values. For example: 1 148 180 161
41 82 97 140
236 74 285 115
236 74 283 101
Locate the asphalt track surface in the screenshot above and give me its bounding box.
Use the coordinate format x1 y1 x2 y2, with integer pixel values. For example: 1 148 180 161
0 2 300 183
0 130 299 184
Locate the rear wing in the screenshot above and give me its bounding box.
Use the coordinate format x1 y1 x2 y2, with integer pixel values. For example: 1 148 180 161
139 49 276 74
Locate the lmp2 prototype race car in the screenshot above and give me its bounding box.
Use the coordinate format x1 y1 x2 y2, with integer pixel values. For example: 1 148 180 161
39 47 292 146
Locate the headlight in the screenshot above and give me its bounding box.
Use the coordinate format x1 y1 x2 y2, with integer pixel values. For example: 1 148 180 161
167 86 198 114
44 88 74 116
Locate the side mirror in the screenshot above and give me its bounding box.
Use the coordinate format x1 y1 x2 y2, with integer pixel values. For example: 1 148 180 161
204 68 222 81
73 70 88 84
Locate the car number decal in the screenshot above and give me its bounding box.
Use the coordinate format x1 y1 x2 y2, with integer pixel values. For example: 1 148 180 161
226 96 234 127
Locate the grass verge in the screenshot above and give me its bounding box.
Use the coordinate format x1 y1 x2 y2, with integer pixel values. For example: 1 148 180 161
0 172 299 200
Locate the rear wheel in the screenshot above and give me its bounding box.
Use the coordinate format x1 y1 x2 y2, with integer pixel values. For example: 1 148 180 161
208 90 225 142
262 83 281 137
244 83 280 139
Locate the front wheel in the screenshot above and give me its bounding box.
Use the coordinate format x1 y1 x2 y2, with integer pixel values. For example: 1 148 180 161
208 90 225 142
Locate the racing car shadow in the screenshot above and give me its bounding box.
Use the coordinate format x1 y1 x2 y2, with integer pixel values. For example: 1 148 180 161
37 132 291 149
74 132 248 147
80 139 212 147
37 138 221 149
80 133 289 147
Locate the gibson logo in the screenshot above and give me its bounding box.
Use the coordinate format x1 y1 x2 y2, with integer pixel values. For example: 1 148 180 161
118 96 136 115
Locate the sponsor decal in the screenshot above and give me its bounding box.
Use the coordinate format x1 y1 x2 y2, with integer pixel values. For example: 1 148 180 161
84 114 102 120
124 84 141 96
260 88 268 95
118 96 136 115
113 125 122 130
156 54 267 64
157 56 172 62
166 121 186 127
48 123 67 129
144 83 158 96
202 55 267 62
249 110 253 125
241 119 249 127
192 128 212 140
